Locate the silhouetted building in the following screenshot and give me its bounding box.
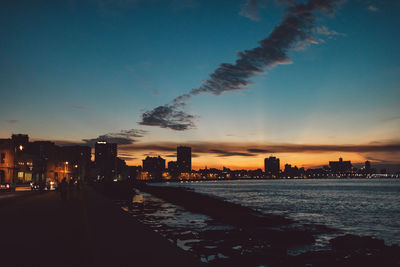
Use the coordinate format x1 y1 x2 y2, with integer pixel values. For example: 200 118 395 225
264 156 280 177
142 156 165 180
115 157 127 181
1 134 42 184
61 145 91 181
329 157 352 173
248 168 263 179
127 166 142 180
177 146 191 174
0 138 15 184
168 161 179 178
95 141 117 180
12 134 31 180
284 164 299 178
365 160 371 172
27 141 57 183
2 134 35 184
12 134 29 150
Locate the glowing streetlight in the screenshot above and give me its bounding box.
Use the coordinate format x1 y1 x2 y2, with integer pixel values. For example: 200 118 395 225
19 145 23 151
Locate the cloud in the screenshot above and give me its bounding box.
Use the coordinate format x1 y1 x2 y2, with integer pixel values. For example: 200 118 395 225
36 140 84 147
315 25 345 37
140 0 340 131
367 5 379 12
82 129 147 146
239 0 265 21
118 140 400 158
210 149 255 157
140 105 196 131
119 156 138 161
248 148 271 153
5 119 18 124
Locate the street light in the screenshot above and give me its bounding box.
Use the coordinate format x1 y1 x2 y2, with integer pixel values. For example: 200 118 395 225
64 162 68 179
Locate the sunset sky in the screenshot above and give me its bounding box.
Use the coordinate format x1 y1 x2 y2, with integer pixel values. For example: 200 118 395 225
1 0 399 170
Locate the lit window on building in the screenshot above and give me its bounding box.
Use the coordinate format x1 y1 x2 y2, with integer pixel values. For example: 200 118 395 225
25 173 32 182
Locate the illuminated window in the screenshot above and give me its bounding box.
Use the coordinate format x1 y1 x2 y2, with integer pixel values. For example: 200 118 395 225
25 173 32 182
18 172 24 178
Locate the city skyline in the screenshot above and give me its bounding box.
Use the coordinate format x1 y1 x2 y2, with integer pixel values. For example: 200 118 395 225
1 0 399 170
2 133 399 173
2 133 395 187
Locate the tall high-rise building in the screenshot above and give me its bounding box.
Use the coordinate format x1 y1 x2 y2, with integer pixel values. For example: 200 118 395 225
95 141 117 180
264 156 280 177
177 146 191 174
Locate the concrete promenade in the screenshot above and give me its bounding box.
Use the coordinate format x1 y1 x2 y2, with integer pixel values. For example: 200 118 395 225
0 187 203 267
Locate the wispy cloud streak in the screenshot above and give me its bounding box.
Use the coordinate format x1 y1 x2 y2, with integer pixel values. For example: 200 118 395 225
82 129 147 146
118 141 400 157
140 0 339 131
367 5 379 12
239 0 264 21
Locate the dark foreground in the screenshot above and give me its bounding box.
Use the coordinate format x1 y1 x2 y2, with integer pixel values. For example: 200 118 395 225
0 187 202 267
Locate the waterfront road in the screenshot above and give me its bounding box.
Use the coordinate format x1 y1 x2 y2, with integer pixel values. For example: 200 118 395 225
0 191 21 199
0 187 203 267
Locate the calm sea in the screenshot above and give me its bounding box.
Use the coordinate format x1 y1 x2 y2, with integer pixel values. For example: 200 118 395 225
164 178 400 245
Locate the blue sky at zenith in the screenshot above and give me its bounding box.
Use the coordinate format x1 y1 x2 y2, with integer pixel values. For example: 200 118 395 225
1 0 399 168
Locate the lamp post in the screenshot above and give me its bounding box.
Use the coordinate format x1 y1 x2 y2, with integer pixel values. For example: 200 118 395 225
64 161 68 179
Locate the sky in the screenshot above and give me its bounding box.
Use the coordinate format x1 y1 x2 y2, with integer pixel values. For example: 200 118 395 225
1 0 399 170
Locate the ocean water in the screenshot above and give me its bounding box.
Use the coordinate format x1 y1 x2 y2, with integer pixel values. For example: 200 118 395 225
164 178 400 246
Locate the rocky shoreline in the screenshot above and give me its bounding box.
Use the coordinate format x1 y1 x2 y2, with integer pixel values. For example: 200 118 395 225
103 181 400 266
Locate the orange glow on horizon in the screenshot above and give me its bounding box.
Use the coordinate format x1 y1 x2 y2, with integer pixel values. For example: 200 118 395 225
123 152 372 170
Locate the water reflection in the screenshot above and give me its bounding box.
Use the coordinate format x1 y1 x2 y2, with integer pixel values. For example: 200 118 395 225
158 179 400 245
